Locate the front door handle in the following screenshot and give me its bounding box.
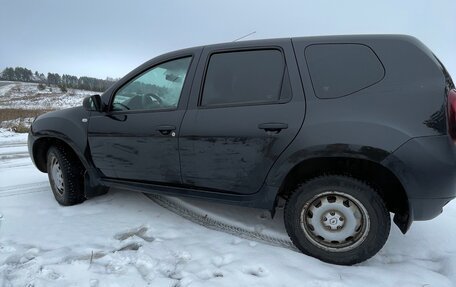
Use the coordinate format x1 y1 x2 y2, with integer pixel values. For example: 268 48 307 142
156 125 176 136
258 123 288 133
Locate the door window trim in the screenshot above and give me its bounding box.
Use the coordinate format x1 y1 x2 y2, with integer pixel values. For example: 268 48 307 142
107 55 194 114
197 47 292 110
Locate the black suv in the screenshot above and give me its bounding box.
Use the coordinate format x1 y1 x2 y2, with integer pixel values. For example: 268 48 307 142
28 35 456 265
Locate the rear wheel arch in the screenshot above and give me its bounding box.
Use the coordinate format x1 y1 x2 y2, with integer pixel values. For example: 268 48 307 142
284 175 391 265
275 156 410 232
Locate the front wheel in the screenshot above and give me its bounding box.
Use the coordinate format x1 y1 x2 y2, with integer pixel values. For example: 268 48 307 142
47 145 86 206
284 175 390 265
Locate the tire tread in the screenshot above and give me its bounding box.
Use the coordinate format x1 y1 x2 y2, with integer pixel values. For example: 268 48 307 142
47 145 85 206
284 175 390 265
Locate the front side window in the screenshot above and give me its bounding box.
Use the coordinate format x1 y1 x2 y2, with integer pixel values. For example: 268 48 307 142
201 50 286 107
112 57 192 111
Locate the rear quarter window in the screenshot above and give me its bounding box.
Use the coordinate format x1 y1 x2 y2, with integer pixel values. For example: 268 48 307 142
305 44 385 99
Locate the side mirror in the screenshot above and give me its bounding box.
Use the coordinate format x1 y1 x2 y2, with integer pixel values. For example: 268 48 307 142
83 95 102 112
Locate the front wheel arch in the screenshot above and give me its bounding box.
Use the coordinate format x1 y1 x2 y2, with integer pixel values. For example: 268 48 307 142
33 137 88 173
33 137 108 199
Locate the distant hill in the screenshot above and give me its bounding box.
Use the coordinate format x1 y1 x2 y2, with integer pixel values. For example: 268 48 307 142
0 66 117 92
0 81 96 132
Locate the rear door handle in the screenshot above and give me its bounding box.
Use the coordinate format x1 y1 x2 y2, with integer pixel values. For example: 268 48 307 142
156 125 176 136
106 113 127 122
258 123 288 133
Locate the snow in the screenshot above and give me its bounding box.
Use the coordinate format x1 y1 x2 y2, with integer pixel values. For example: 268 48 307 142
0 81 97 131
0 129 27 144
1 133 456 286
0 81 95 110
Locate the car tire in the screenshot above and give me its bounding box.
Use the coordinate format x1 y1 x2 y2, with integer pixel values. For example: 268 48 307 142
284 175 390 265
47 145 86 206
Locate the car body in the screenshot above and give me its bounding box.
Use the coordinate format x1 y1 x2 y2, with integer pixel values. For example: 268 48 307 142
28 35 456 264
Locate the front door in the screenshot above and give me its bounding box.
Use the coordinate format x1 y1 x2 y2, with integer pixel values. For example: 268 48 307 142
88 56 194 184
179 42 305 194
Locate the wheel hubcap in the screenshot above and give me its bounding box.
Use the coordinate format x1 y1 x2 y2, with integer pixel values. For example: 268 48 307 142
300 191 370 252
50 156 64 194
322 210 345 230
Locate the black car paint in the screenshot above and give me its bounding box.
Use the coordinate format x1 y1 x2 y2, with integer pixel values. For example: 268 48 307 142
29 107 90 171
28 35 456 233
179 40 305 194
87 50 202 182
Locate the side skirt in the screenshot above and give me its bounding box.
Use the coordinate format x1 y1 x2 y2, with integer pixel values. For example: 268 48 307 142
100 178 277 210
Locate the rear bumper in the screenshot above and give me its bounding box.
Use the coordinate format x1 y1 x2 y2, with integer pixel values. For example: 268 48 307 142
383 135 456 230
409 197 454 220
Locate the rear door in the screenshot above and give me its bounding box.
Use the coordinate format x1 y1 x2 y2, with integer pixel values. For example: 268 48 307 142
179 40 305 194
88 51 200 184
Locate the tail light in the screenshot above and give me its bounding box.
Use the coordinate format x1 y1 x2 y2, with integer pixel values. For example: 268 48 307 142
447 89 456 142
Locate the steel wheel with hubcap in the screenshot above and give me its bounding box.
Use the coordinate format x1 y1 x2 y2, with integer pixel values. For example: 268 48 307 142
50 155 65 195
301 191 370 252
284 175 390 265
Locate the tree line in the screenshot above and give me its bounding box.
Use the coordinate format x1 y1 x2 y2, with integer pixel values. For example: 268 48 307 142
0 66 117 92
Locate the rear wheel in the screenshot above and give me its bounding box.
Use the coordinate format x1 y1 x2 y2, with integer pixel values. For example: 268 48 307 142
284 175 390 265
47 145 86 206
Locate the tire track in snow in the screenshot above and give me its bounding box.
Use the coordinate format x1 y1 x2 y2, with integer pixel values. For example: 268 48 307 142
0 140 30 167
0 152 30 160
0 142 27 148
147 194 298 251
0 138 49 197
0 161 31 170
0 181 49 197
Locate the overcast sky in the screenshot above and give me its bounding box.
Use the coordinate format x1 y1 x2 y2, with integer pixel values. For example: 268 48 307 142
1 0 455 79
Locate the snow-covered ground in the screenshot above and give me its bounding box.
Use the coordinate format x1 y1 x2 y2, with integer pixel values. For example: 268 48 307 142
0 130 456 286
0 81 95 110
0 81 96 131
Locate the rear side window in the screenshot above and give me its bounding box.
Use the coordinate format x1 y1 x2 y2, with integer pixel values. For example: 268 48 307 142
201 49 287 106
305 44 385 99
